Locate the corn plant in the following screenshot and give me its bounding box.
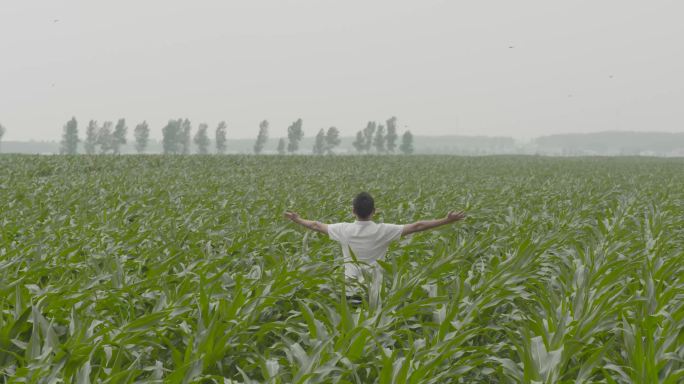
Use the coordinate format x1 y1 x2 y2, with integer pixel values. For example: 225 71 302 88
0 155 682 382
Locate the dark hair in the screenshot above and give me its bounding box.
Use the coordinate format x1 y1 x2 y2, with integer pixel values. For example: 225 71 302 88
353 192 374 219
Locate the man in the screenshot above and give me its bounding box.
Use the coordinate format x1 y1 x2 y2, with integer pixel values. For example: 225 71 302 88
284 192 466 284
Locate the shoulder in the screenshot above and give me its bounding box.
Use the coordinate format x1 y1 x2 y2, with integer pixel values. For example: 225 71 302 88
327 222 351 240
379 222 403 230
328 222 351 230
378 222 404 240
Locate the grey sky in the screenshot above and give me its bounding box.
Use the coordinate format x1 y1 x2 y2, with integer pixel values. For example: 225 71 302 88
1 0 683 141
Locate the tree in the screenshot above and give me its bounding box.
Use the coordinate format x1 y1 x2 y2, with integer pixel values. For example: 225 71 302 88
96 122 114 154
60 117 79 154
216 121 227 154
277 138 286 155
325 127 341 154
254 120 269 154
84 120 98 155
134 121 150 154
385 117 398 153
287 118 304 153
313 128 326 155
194 123 210 154
112 118 127 154
162 119 182 154
399 130 414 155
373 124 386 153
181 119 192 154
352 131 365 153
0 123 5 152
362 122 376 153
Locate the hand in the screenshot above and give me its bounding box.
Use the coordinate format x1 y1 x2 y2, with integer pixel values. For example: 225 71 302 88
446 211 466 222
284 211 300 221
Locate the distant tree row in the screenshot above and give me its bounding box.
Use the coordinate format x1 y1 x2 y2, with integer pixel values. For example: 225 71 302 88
352 117 413 154
312 127 341 155
60 117 144 155
161 118 307 155
57 117 414 155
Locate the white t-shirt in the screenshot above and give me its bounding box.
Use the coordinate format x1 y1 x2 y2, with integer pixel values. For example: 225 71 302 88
327 221 404 280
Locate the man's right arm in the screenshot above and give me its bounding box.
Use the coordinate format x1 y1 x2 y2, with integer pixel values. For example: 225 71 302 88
401 211 466 237
284 211 329 235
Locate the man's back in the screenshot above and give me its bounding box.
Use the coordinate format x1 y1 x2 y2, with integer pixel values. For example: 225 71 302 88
284 191 465 282
327 221 403 280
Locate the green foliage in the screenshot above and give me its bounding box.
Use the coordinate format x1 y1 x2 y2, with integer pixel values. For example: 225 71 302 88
287 119 304 153
325 127 341 155
96 121 115 154
400 130 414 155
313 129 326 155
134 121 150 154
59 117 79 155
194 124 211 155
84 120 98 155
352 131 365 154
373 125 386 153
254 121 269 155
215 121 228 154
112 119 128 154
385 117 398 153
277 138 286 155
181 119 192 155
162 119 183 154
0 155 682 382
363 122 376 153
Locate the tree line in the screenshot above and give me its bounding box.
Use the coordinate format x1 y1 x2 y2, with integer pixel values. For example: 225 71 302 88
350 117 413 154
2 117 414 155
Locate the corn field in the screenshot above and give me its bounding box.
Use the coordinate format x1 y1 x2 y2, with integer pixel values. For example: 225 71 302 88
0 155 682 383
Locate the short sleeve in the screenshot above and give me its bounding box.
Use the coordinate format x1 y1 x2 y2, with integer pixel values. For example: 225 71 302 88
327 223 347 242
381 223 404 243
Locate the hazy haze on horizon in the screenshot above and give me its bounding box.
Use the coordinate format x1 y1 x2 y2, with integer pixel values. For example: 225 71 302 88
1 0 683 142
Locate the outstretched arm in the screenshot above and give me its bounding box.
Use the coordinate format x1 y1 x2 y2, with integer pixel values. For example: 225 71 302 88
401 211 466 237
284 211 329 235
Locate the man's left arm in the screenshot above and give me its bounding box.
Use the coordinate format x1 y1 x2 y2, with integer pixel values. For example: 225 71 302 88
284 211 329 235
401 211 466 237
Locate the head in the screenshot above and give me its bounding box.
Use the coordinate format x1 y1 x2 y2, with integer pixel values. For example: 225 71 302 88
352 192 375 220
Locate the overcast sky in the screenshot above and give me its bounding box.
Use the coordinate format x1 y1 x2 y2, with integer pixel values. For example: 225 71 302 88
1 0 683 141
